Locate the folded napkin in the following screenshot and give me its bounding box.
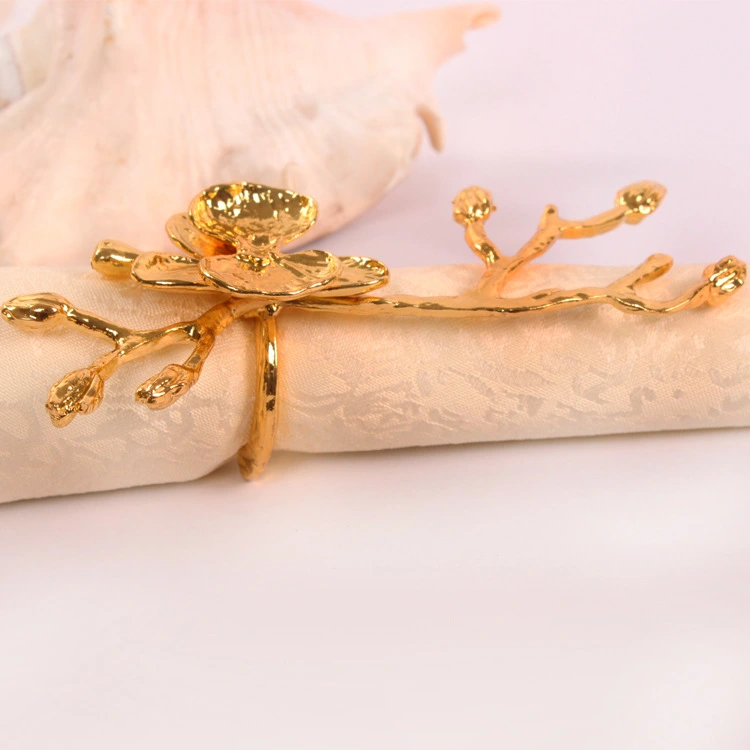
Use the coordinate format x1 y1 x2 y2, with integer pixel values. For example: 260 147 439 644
1 262 748 503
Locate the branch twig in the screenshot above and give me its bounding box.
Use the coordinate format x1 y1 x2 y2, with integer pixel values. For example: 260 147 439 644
2 294 261 425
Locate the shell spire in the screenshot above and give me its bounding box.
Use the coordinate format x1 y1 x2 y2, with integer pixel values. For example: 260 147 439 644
374 4 500 151
390 3 500 67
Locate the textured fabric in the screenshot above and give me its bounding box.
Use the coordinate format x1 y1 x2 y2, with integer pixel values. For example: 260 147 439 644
1 263 748 503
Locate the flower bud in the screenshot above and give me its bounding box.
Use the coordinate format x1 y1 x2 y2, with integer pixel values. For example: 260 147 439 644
617 182 666 224
1 293 70 331
705 256 746 305
46 368 104 427
135 364 196 410
452 186 495 225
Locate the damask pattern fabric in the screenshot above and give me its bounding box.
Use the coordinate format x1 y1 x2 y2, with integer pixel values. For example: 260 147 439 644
1 263 748 503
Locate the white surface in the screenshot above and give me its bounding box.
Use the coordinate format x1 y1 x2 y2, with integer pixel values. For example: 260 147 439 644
2 2 749 748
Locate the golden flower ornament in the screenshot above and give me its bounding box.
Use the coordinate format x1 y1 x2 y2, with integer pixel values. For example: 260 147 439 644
107 183 390 301
2 180 745 479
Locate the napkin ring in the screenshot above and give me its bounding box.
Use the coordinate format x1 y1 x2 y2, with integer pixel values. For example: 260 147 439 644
2 181 745 479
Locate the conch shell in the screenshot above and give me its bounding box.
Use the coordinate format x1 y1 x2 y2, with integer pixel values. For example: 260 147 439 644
0 0 498 265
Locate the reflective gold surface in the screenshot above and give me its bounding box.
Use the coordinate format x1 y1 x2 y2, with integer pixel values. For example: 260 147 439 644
238 306 280 481
166 213 234 258
200 250 342 298
3 181 745 480
293 182 739 318
190 183 318 252
92 240 142 279
314 256 389 297
132 251 208 290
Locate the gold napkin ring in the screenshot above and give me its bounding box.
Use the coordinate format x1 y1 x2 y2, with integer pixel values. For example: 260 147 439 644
2 181 745 479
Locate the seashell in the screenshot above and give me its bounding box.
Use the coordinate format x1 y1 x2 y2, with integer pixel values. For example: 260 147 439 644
0 0 498 266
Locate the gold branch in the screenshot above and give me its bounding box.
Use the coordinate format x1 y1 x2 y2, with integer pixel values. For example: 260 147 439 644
290 182 745 319
2 179 745 482
287 255 745 318
2 294 260 425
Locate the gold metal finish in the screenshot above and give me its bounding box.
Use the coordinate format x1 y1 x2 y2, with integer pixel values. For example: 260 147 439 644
238 306 280 481
190 183 318 252
199 250 343 298
2 181 745 479
132 251 209 290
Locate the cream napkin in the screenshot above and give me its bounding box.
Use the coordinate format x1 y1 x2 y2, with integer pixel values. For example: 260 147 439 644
1 262 748 503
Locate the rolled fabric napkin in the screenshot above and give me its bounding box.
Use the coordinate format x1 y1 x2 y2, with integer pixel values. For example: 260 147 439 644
1 261 748 503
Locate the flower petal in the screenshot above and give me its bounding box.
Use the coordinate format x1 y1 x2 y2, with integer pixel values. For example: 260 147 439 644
199 250 341 298
166 213 235 258
310 256 389 297
189 183 318 251
131 252 215 292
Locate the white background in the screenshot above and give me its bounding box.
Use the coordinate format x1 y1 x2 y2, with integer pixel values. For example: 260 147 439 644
2 2 750 748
